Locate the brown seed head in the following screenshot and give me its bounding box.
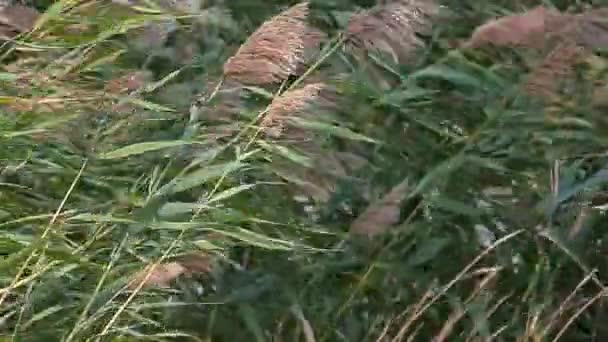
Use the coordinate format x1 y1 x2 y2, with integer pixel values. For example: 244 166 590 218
346 0 439 64
0 4 39 39
261 83 336 138
223 2 326 86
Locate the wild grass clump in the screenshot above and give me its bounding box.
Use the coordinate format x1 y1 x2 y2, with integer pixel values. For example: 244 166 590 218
2 0 608 341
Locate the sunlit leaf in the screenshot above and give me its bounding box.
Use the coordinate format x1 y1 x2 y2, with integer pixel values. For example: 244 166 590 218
409 64 483 89
289 118 378 143
208 184 256 204
156 161 245 196
99 141 200 159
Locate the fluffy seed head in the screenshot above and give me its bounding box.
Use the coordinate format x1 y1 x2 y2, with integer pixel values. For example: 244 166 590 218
223 2 326 86
345 0 439 64
261 82 337 138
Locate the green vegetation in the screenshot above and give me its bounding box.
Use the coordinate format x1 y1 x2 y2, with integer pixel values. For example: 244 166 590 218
2 0 608 340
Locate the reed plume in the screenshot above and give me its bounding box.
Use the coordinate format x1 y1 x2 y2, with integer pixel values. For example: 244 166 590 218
0 4 39 40
261 82 337 138
464 6 608 100
523 39 586 100
345 0 439 65
525 8 607 99
223 2 326 86
260 80 370 203
193 0 442 202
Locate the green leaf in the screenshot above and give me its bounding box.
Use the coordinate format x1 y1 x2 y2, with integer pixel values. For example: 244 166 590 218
289 118 378 143
203 227 294 250
465 156 508 173
408 237 450 266
157 202 210 218
410 154 466 198
193 239 223 251
243 86 275 99
82 49 126 72
431 196 484 217
378 86 438 106
0 73 17 81
208 184 256 204
156 161 245 196
409 64 482 89
149 221 204 230
257 140 313 167
22 305 63 329
68 213 137 224
99 141 199 159
143 68 182 93
34 0 67 30
238 304 266 342
121 97 176 112
542 166 608 217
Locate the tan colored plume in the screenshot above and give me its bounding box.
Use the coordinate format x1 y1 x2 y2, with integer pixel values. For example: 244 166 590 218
0 4 39 40
260 81 369 204
463 6 608 50
350 178 410 237
223 2 326 86
523 39 586 100
464 6 608 100
129 252 212 289
261 82 337 138
526 8 608 99
575 8 608 50
274 150 368 204
463 6 562 49
345 0 439 65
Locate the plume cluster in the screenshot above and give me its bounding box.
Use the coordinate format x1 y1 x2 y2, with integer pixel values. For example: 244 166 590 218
260 81 356 203
463 6 608 100
252 0 441 139
191 0 441 205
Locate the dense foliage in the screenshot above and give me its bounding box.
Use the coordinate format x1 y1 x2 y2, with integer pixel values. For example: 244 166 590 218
2 0 608 341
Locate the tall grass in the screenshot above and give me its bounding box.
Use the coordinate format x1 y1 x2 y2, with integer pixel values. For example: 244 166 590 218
2 0 608 341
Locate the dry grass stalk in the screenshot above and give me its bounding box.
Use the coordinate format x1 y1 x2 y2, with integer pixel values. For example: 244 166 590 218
223 2 326 86
345 0 439 65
